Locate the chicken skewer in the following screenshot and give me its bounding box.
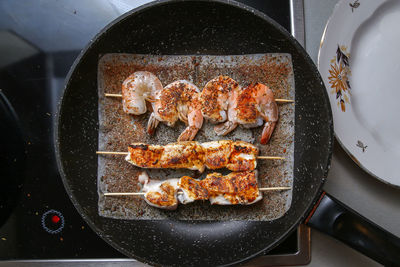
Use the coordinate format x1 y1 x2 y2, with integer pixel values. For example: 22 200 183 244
96 140 285 173
104 186 292 196
102 171 291 210
97 150 284 160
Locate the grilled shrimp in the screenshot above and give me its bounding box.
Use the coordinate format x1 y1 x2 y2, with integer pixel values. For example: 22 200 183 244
147 80 203 141
200 76 241 123
121 71 162 115
214 82 278 144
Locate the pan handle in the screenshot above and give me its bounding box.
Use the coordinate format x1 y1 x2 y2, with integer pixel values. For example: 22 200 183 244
305 192 400 266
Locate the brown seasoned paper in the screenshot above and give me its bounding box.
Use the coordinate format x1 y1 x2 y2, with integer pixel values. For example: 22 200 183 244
97 53 295 221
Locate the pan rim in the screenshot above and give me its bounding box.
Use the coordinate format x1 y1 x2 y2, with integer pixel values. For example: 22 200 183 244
54 0 333 266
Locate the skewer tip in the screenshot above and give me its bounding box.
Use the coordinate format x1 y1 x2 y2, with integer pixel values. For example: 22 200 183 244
96 151 129 155
275 99 294 103
259 186 291 191
104 93 123 97
257 156 285 160
104 192 145 196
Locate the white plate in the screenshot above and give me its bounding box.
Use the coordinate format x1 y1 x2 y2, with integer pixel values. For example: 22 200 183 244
318 0 400 187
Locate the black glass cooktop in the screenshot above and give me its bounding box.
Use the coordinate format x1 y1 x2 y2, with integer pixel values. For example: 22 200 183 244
0 0 294 260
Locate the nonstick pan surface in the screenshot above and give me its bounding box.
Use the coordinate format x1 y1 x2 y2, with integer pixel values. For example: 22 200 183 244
55 1 333 266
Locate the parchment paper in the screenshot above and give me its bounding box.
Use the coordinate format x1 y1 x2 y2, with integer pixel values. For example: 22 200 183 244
97 53 295 221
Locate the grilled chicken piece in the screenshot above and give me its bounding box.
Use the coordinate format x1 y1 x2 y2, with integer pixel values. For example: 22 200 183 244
127 143 164 168
202 140 258 171
138 171 262 209
200 171 261 205
161 141 205 172
226 141 258 172
127 141 205 172
138 172 179 210
126 140 259 172
202 140 232 170
177 176 209 204
139 173 209 208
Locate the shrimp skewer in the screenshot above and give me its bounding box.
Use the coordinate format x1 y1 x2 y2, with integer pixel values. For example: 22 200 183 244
121 71 162 115
109 73 284 144
215 82 278 144
147 80 204 141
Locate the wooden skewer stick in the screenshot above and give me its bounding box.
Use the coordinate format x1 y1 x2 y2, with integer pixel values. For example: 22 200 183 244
96 151 285 160
105 192 146 196
257 156 285 160
96 151 129 155
259 186 292 191
104 93 123 97
104 93 293 103
103 186 291 196
274 98 294 103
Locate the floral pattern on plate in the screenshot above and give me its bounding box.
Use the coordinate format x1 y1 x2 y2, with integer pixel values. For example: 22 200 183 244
349 0 360 12
328 45 351 112
319 0 400 187
356 140 367 152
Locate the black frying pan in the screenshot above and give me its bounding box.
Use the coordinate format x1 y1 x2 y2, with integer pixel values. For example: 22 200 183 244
55 1 400 266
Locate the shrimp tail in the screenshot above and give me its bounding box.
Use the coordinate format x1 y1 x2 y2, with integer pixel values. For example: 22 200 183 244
147 112 160 135
179 106 203 141
260 121 276 144
146 95 157 103
214 121 238 136
178 126 199 141
178 110 188 124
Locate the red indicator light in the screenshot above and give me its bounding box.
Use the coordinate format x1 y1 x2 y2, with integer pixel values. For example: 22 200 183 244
51 215 60 224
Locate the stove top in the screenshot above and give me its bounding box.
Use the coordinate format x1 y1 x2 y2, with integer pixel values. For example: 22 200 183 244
0 0 309 265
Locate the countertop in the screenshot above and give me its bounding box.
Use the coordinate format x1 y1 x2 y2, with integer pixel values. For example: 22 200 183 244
304 0 400 266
